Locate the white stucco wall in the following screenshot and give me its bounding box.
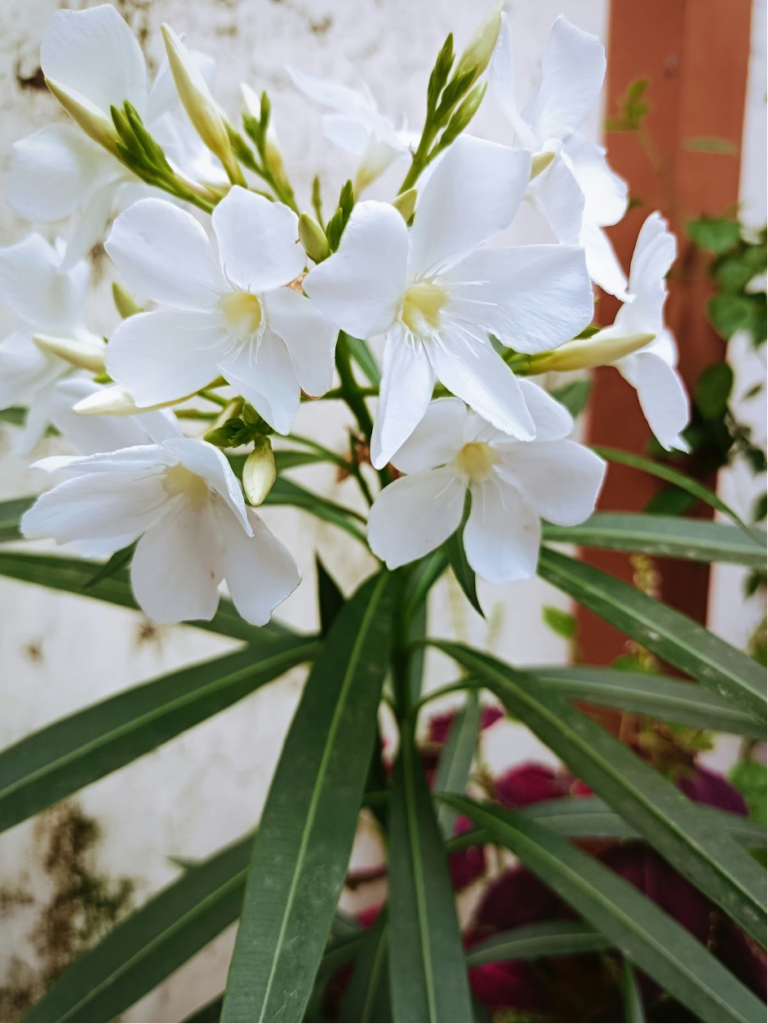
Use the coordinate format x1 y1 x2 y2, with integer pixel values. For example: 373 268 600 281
2 0 762 1020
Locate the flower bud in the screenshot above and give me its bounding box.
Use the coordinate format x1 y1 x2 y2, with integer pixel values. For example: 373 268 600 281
73 385 181 416
45 78 121 155
456 1 504 83
33 334 106 373
264 126 290 190
112 282 143 319
527 332 656 374
242 437 276 506
161 24 245 186
530 150 556 180
299 213 330 264
392 188 417 223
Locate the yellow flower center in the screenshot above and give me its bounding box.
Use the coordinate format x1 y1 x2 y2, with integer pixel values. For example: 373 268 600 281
163 464 211 509
220 290 263 340
401 281 447 335
455 442 497 482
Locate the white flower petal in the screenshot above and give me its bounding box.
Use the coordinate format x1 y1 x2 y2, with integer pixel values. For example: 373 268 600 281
287 67 370 119
211 188 304 294
390 397 467 474
22 463 168 547
527 156 585 245
107 198 227 310
618 351 690 451
41 4 147 117
216 506 301 625
523 16 605 145
517 378 573 441
0 329 67 409
370 328 435 470
107 309 227 405
60 181 120 271
322 113 369 154
266 287 337 397
131 502 223 623
368 467 465 569
0 234 85 332
408 137 531 279
219 328 299 435
464 478 540 583
614 212 676 337
498 440 605 525
162 437 251 532
18 383 59 457
445 244 593 353
428 330 535 441
7 124 119 223
579 220 628 300
304 201 408 339
565 135 627 227
489 13 537 148
50 379 180 454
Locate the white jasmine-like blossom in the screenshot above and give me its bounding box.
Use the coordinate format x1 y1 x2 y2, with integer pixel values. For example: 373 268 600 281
491 14 628 298
368 381 606 582
304 135 594 469
590 212 689 451
21 436 301 625
105 187 337 434
7 4 217 269
0 234 104 454
287 68 410 192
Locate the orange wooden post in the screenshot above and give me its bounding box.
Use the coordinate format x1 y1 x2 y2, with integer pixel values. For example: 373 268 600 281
577 0 754 666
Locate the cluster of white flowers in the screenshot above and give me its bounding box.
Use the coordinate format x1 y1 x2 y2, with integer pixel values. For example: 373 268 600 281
1 4 689 627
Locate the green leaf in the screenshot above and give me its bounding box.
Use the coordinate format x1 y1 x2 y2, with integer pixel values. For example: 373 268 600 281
549 378 592 417
0 551 294 644
24 832 254 1023
81 543 136 591
345 335 381 386
687 216 741 253
339 909 391 1023
316 555 345 634
0 639 316 835
441 796 767 1024
388 729 473 1022
683 136 739 156
530 664 764 738
221 573 392 1023
730 760 768 826
264 477 368 545
537 547 767 725
696 362 734 419
621 960 646 1023
444 524 483 617
542 605 577 639
543 513 766 567
466 921 610 966
431 642 767 944
403 549 449 622
593 446 758 536
0 496 33 543
434 691 480 838
709 293 756 339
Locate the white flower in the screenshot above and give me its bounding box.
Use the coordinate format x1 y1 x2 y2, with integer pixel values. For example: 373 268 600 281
591 213 689 451
287 68 410 192
491 14 629 298
7 4 218 270
105 187 337 434
21 436 301 625
368 381 606 582
0 234 104 454
304 135 594 469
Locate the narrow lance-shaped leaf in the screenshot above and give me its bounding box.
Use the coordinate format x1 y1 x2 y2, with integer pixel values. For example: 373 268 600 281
0 638 317 835
432 641 767 945
388 725 473 1022
0 495 33 543
466 921 610 967
538 547 767 725
221 572 392 1023
542 513 766 568
339 908 391 1023
621 960 646 1023
441 796 767 1024
434 690 480 838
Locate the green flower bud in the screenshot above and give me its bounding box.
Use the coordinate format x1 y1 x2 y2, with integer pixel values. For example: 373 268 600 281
112 282 143 319
243 437 277 506
530 150 556 180
392 188 417 223
33 334 106 373
456 1 503 84
527 332 656 374
46 78 121 155
299 213 330 264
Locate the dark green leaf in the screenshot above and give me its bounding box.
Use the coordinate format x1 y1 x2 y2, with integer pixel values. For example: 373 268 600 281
550 378 592 417
403 550 449 622
316 556 345 634
81 543 136 591
621 960 646 1022
466 921 610 966
388 729 473 1022
542 605 577 639
222 573 392 1023
0 495 34 543
432 642 767 944
537 547 767 724
339 909 391 1023
709 293 755 339
441 796 766 1024
345 335 381 386
434 691 480 838
0 639 316 834
445 528 483 617
264 478 368 545
696 362 734 419
687 217 741 254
